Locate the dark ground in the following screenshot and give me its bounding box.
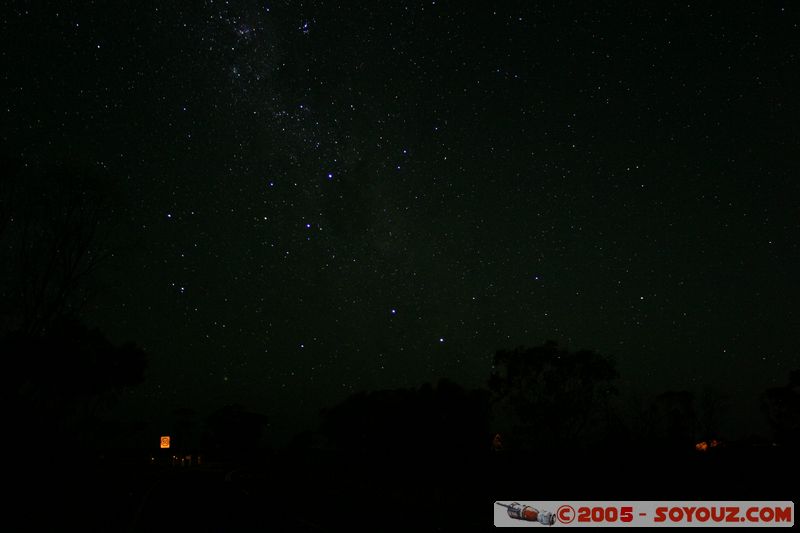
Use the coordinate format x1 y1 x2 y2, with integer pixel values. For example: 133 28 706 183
9 446 796 531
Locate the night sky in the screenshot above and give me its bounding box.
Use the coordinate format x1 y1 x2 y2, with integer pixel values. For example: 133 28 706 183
3 1 799 438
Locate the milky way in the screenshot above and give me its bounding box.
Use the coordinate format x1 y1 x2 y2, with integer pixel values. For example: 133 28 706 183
3 1 798 436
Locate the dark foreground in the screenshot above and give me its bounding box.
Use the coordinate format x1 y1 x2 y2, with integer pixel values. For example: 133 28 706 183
10 447 797 531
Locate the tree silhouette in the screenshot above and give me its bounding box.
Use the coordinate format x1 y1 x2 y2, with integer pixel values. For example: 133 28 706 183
642 390 697 450
761 369 800 445
205 404 270 459
320 378 490 453
696 386 730 442
170 407 201 454
0 160 118 335
488 341 617 451
2 317 146 449
0 159 144 451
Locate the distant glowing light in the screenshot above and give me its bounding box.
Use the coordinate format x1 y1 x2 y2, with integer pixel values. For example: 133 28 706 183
695 440 720 452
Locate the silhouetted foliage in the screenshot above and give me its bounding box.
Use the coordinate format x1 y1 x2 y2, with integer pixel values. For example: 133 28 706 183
642 390 697 450
6 318 145 396
696 387 730 442
0 160 119 335
2 317 146 449
288 429 325 451
205 404 270 458
0 159 144 452
488 341 617 450
170 407 200 452
320 378 490 453
761 369 800 445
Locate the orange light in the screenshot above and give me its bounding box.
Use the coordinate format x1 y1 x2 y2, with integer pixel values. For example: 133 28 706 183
695 441 708 452
160 436 171 449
